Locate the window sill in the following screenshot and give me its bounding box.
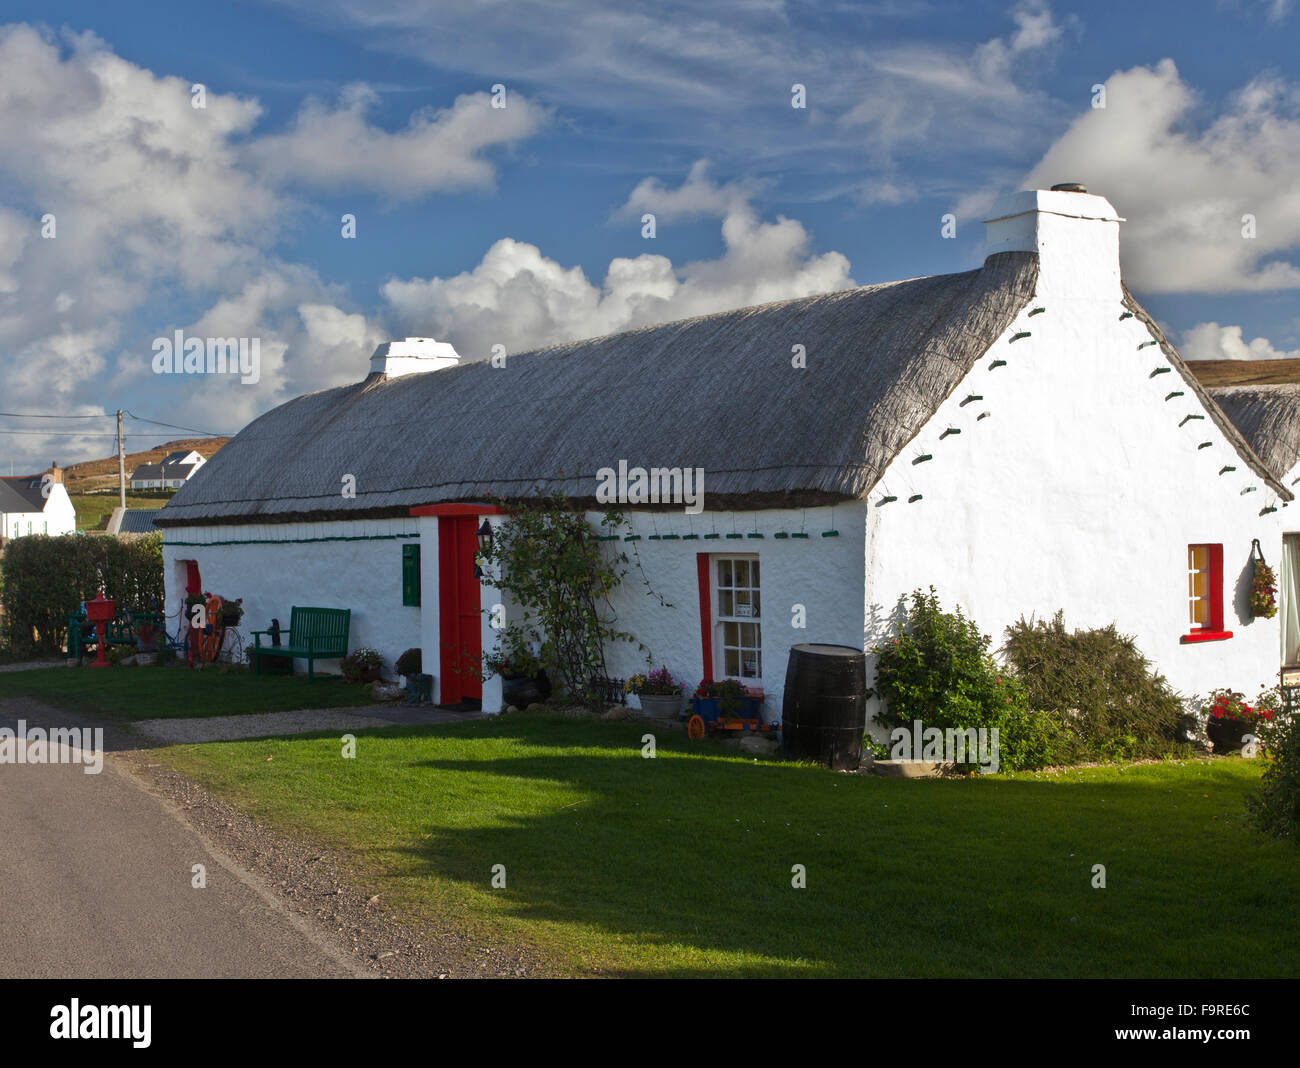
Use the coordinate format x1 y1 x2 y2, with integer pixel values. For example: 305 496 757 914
1181 630 1233 644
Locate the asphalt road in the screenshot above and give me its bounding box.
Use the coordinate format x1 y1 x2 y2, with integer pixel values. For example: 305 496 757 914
0 722 366 979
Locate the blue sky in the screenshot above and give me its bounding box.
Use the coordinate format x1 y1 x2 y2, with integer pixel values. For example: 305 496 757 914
0 0 1297 470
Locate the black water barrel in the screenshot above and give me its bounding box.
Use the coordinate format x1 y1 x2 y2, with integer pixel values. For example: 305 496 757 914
782 643 868 770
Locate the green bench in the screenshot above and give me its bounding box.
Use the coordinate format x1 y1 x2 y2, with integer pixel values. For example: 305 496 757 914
251 606 351 681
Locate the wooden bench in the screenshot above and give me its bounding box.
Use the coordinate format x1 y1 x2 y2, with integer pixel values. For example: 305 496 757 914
251 606 351 681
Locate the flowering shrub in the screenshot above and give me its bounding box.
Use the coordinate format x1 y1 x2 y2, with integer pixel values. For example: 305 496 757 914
1247 709 1300 842
1251 560 1278 619
340 647 382 683
626 667 682 696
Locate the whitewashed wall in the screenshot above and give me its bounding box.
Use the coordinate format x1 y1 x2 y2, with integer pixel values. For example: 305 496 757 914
864 195 1291 718
162 517 422 676
577 505 867 723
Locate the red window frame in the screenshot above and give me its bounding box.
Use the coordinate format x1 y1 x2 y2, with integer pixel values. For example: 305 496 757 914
1183 542 1232 643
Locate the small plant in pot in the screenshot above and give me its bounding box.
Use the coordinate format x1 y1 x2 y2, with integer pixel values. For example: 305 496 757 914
484 626 551 708
341 647 383 684
625 667 683 718
395 647 422 686
219 597 244 627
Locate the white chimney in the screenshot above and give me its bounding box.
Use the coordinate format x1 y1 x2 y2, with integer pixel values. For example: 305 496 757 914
369 337 460 379
983 184 1125 301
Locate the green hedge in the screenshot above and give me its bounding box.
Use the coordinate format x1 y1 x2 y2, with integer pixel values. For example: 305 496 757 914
0 533 164 655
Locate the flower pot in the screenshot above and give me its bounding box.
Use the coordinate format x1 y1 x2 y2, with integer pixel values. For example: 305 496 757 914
1207 716 1254 753
637 693 683 718
503 675 543 708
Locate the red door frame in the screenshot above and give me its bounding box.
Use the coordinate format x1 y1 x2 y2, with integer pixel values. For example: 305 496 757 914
437 515 482 703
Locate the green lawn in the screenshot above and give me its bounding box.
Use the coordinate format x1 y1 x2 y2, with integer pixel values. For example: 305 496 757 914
0 665 378 719
149 712 1300 978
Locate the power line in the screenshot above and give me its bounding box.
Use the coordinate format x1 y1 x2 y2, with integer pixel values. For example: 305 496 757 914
124 411 228 437
0 411 107 420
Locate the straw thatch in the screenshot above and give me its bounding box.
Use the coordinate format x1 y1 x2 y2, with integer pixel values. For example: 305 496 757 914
1121 287 1291 499
160 253 1044 527
1206 384 1300 483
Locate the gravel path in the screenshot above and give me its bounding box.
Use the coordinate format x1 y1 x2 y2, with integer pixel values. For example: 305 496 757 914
128 708 404 745
0 659 64 672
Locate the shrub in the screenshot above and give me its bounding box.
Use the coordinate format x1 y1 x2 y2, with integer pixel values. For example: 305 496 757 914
0 533 163 655
1247 711 1300 843
395 647 422 677
1001 612 1185 763
868 588 1053 770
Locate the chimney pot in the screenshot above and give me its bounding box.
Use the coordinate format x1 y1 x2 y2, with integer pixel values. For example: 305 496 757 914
1050 182 1089 193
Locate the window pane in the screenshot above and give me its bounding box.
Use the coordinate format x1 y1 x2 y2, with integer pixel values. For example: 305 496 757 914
1190 545 1207 570
1192 572 1207 598
725 649 740 676
719 590 734 616
739 622 759 648
723 621 738 646
734 559 749 587
733 591 752 617
718 559 732 587
751 560 759 587
742 652 761 678
1192 599 1208 625
750 592 760 618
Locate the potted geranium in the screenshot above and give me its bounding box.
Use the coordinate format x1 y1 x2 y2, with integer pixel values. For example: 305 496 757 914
625 667 683 718
1205 688 1269 753
341 647 383 683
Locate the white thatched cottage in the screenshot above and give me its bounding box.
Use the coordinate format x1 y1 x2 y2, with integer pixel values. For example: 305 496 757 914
157 186 1299 717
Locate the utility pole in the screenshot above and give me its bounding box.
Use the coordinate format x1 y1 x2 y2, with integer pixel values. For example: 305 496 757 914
117 409 126 509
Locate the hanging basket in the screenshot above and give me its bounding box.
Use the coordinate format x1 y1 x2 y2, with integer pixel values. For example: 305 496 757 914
1250 539 1279 620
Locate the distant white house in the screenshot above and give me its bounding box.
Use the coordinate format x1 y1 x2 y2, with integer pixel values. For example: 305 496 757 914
0 462 77 538
129 450 206 490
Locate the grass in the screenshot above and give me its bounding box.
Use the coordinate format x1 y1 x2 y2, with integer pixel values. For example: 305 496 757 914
149 711 1300 978
0 665 378 719
69 493 171 531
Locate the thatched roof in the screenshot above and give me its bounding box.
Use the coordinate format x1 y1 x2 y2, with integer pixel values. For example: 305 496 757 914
1119 289 1292 499
159 252 1041 527
1206 384 1300 483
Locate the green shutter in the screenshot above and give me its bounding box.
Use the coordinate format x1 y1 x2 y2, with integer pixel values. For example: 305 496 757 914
402 543 421 606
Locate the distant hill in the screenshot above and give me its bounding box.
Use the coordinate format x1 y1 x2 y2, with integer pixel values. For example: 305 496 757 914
1186 359 1300 388
45 437 231 494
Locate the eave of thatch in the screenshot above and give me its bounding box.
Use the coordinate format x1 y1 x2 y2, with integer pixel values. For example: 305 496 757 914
156 252 1040 528
1121 287 1293 501
1205 384 1300 485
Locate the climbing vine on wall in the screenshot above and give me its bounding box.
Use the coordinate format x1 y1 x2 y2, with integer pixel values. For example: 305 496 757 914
479 490 641 711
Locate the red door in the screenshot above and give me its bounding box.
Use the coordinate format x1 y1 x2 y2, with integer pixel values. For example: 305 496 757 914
438 516 482 704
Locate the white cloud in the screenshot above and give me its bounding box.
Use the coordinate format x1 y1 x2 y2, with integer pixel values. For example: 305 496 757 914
840 0 1071 160
249 85 549 200
1018 59 1300 292
383 179 853 358
1180 321 1300 360
620 160 757 222
0 23 540 466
